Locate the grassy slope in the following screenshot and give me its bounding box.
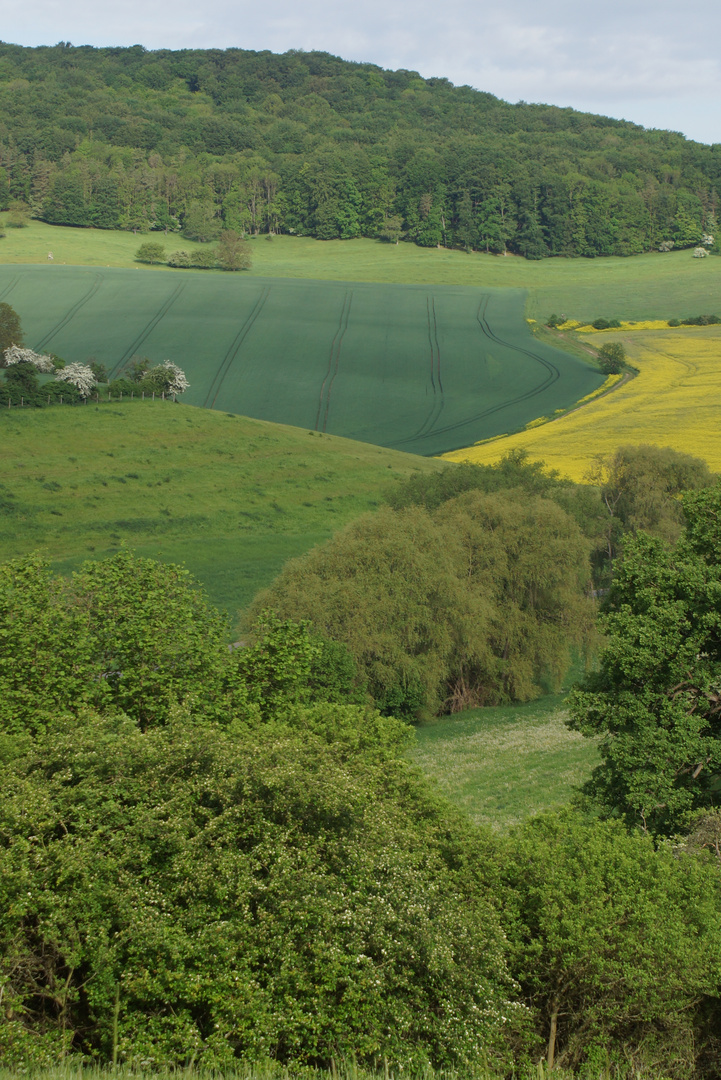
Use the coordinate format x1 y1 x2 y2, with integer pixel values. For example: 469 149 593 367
3 220 721 319
445 325 721 480
410 693 599 830
0 402 441 622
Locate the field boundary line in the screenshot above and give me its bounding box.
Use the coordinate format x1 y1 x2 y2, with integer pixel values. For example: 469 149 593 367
109 281 187 378
34 273 102 352
316 289 353 433
204 286 271 410
0 276 19 303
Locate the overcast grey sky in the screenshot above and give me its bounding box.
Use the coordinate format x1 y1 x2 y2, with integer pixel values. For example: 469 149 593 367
2 0 719 144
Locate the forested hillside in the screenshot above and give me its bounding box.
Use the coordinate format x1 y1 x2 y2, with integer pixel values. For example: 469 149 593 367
0 42 720 257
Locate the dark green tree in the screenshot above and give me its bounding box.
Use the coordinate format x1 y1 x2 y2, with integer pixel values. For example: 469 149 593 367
569 486 721 834
0 301 23 355
498 811 721 1072
215 229 252 270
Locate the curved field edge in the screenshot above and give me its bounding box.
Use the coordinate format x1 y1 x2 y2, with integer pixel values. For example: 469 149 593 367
3 221 721 317
0 267 603 457
0 402 443 622
442 326 721 480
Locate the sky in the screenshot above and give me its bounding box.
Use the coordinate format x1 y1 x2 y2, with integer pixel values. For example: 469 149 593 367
1 0 719 144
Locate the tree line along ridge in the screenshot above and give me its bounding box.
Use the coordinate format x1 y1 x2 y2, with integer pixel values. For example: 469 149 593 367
0 43 720 257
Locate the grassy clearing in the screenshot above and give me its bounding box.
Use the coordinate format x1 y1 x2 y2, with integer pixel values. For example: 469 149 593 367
0 402 441 622
2 219 721 318
444 326 721 479
0 266 601 455
410 693 599 830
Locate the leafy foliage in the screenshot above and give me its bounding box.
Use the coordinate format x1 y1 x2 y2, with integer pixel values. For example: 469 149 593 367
2 551 721 1074
498 812 721 1073
0 302 24 354
249 491 594 717
569 486 721 834
596 341 626 374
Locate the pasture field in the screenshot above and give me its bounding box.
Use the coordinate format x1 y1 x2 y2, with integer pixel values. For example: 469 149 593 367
411 694 599 830
3 220 721 319
0 265 602 456
444 326 721 480
0 403 441 621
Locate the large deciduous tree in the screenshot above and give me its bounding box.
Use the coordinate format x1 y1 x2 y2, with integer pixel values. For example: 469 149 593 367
569 486 721 834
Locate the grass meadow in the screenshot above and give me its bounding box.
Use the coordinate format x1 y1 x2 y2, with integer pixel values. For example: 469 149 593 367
444 326 721 479
411 693 598 830
0 402 441 622
0 265 601 455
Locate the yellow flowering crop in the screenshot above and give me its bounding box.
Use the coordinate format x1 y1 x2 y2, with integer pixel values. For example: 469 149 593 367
442 328 721 481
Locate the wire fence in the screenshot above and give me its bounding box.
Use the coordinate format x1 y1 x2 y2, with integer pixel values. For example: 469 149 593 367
4 390 179 408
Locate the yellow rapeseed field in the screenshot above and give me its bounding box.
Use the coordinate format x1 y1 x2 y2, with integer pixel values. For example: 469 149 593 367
443 328 721 480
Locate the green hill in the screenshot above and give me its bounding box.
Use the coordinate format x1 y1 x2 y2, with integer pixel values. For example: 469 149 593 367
0 42 719 258
0 401 442 620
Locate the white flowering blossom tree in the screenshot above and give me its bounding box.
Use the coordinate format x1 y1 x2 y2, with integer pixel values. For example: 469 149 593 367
3 345 55 372
702 233 714 246
160 360 189 395
693 247 709 259
55 363 97 398
144 360 190 396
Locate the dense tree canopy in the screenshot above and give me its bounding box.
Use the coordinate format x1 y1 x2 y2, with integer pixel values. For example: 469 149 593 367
569 486 721 835
2 551 721 1074
249 491 594 716
1 43 720 256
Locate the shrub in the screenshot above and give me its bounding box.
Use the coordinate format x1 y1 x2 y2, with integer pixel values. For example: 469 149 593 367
167 249 192 268
189 245 218 269
592 317 610 329
54 362 96 398
134 240 166 264
546 313 562 328
107 377 137 396
141 360 190 396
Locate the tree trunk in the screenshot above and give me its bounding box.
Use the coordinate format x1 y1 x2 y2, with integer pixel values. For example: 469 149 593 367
547 997 559 1071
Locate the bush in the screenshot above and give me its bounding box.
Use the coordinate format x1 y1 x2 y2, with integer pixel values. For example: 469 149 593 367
189 245 218 269
680 314 720 325
167 249 192 268
592 317 610 329
108 377 137 396
135 240 166 264
546 313 562 328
